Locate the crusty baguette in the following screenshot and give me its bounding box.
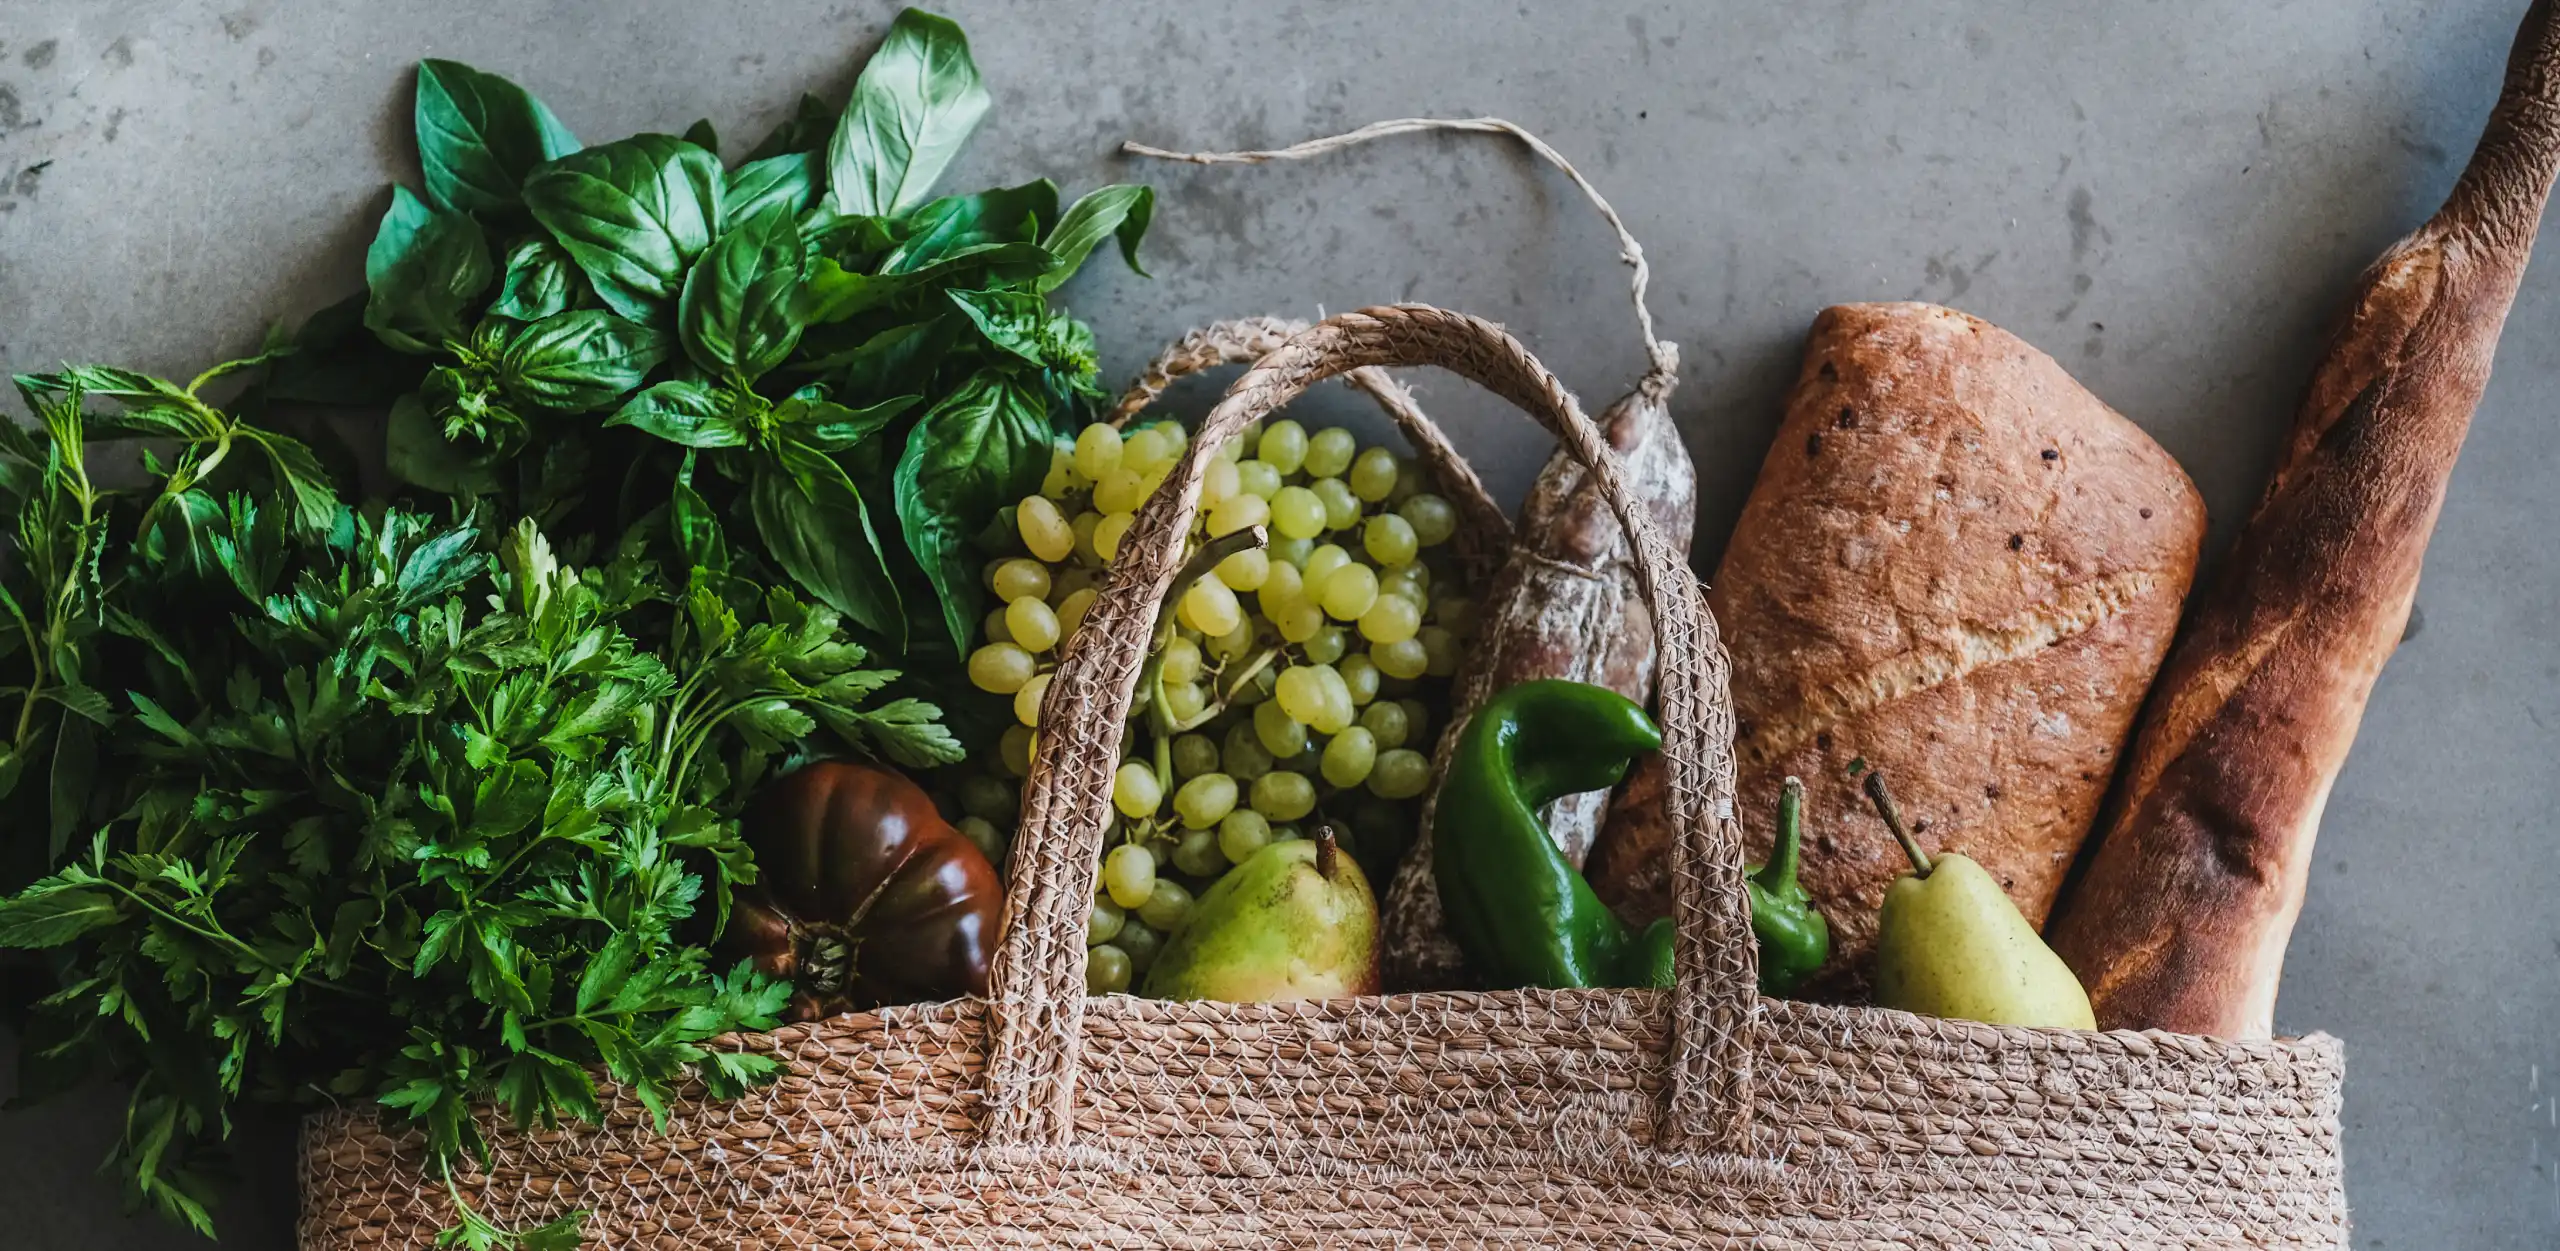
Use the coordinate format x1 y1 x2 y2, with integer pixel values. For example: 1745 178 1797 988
2048 0 2560 1039
1380 366 1695 990
1588 303 2204 995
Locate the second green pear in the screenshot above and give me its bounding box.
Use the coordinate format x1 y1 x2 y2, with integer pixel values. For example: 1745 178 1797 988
1865 773 2096 1031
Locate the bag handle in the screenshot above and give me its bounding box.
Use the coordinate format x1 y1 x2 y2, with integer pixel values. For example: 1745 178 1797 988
978 305 1757 1153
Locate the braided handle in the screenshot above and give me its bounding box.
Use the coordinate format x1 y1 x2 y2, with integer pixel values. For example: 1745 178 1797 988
979 306 1756 1152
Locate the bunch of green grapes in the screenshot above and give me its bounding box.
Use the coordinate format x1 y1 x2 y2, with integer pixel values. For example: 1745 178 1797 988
952 414 1477 993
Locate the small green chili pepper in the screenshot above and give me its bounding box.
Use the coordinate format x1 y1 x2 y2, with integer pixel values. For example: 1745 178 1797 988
1746 776 1830 996
1434 680 1834 995
1434 680 1675 989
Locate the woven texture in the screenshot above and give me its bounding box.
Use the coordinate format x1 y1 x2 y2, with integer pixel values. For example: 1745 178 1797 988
298 307 2348 1248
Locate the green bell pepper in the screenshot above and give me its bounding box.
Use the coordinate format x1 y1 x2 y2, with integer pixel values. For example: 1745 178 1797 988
1432 679 1832 995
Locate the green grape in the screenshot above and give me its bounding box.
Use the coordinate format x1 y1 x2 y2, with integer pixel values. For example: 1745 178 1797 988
1171 828 1227 877
1270 485 1327 540
1200 457 1241 504
982 606 1015 646
1338 653 1382 706
1074 422 1125 480
1381 559 1432 599
1056 587 1099 639
1272 598 1325 644
956 815 1007 861
1086 897 1126 946
1399 494 1459 547
1236 458 1283 499
1040 449 1076 500
1258 419 1309 474
1253 698 1309 757
1269 534 1315 569
1310 476 1361 530
1363 514 1420 566
1215 546 1270 592
1302 625 1347 665
1218 809 1273 863
1256 562 1305 618
1269 823 1305 843
1357 593 1421 644
1014 672 1053 726
1111 761 1164 820
1433 594 1477 638
968 642 1036 694
1008 596 1062 652
1137 878 1196 932
1214 430 1247 463
1304 426 1357 478
1397 698 1432 742
1173 772 1240 828
1164 681 1208 724
1161 637 1204 684
1094 513 1135 562
1319 563 1380 621
1122 426 1173 476
983 558 1035 601
1274 665 1329 724
1152 418 1189 451
1020 495 1076 562
1115 918 1163 974
1000 725 1037 777
1419 625 1461 677
1205 619 1256 664
1387 455 1424 505
1103 842 1158 908
1369 749 1430 799
1309 666 1357 735
1177 573 1243 636
960 777 1017 825
1372 637 1429 680
1321 725 1379 788
1093 469 1148 515
1303 544 1352 591
1172 732 1221 779
1206 490 1271 538
1087 943 1133 994
1071 510 1104 564
1222 723 1276 781
1358 699 1410 749
1250 769 1318 821
1348 446 1400 501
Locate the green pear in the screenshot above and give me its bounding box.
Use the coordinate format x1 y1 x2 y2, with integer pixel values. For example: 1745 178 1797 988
1863 772 2096 1031
1142 826 1379 1002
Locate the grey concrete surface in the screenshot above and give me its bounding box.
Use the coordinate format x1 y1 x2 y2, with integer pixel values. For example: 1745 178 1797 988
1 0 2554 1245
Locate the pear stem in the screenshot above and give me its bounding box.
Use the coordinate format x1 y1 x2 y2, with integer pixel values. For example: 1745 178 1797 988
1313 822 1341 879
1862 770 1932 876
1757 776 1806 890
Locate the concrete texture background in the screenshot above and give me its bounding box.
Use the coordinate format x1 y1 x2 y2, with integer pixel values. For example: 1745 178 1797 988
1 0 2553 1245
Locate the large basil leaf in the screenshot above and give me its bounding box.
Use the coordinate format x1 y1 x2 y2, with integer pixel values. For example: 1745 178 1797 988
1037 184 1153 292
522 134 724 323
488 237 580 320
498 310 668 411
800 318 953 397
799 241 1056 325
882 180 1059 274
268 291 433 406
751 459 902 642
413 59 581 215
826 9 990 218
363 185 495 354
722 152 822 234
669 451 728 574
681 117 720 154
679 207 805 383
607 380 748 448
747 91 836 163
777 393 916 452
945 287 1047 366
893 371 1053 651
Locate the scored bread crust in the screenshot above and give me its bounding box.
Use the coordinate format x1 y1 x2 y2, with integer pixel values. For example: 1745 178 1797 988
1665 303 2202 994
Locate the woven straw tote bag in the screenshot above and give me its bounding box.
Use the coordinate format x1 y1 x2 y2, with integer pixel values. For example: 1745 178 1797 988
299 304 2349 1249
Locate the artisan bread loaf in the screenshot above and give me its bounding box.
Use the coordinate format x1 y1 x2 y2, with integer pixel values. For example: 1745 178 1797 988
1652 302 2202 993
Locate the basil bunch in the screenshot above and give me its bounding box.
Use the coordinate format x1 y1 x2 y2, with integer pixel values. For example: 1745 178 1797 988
356 7 1150 663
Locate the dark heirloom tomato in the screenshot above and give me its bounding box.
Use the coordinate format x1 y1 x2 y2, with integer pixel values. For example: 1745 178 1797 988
727 761 1004 1019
